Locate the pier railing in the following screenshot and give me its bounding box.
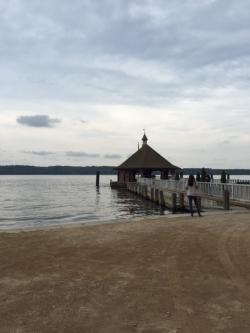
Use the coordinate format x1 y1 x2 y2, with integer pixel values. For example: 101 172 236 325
137 178 250 202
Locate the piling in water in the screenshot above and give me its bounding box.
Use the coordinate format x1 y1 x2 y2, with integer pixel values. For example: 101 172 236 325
159 190 165 206
155 189 159 204
96 171 100 187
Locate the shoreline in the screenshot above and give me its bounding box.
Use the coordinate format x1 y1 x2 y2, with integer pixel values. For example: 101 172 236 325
0 207 249 234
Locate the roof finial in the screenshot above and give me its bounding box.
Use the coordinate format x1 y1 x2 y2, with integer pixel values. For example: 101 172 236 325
142 129 148 146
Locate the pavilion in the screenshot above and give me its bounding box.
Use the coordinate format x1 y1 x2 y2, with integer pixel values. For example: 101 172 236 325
114 133 180 185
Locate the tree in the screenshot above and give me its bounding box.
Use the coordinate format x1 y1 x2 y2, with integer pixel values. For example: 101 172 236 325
196 172 201 182
201 168 207 182
175 171 180 180
221 170 227 183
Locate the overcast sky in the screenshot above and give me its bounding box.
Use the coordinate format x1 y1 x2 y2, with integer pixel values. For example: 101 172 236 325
1 0 250 168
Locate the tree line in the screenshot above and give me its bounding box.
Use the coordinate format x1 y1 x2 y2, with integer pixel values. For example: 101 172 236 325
0 165 249 176
0 165 116 175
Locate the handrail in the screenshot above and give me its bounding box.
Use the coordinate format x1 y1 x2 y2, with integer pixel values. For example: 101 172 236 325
137 178 250 202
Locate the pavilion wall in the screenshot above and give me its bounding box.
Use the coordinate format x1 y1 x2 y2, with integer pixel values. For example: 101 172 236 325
118 170 135 183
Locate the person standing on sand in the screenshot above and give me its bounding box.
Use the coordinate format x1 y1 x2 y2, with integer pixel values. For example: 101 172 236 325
186 175 202 217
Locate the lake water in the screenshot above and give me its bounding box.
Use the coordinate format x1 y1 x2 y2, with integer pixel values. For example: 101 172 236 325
0 175 169 231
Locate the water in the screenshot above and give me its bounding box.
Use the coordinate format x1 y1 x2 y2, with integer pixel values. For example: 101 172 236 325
183 175 250 181
0 175 169 231
210 175 250 180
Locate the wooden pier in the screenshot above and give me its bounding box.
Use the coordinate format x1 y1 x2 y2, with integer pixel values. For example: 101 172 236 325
109 133 250 212
126 178 250 212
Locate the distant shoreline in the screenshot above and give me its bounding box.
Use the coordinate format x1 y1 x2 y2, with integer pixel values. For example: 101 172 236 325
0 165 116 175
0 165 250 175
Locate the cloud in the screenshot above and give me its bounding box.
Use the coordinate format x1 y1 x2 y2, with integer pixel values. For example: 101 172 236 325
22 150 55 156
1 0 250 168
104 154 122 159
65 151 100 158
16 115 61 128
2 0 250 107
228 135 240 140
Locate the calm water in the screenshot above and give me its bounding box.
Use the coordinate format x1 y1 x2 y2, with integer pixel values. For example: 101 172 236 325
210 175 250 180
0 175 169 231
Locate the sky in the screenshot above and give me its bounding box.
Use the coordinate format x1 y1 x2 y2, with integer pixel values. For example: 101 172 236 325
1 0 250 168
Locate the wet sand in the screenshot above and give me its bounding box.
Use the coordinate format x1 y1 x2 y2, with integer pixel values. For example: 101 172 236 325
1 212 250 332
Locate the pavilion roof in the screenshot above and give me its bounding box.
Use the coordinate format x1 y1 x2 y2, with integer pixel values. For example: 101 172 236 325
117 143 179 170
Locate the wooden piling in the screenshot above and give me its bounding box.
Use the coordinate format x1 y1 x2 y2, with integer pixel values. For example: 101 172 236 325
151 188 154 201
172 193 177 213
138 184 141 195
137 184 141 196
159 190 165 206
223 189 230 210
179 192 185 211
155 189 159 204
96 171 100 187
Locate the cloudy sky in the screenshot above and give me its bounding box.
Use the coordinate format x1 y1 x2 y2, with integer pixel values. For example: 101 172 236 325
1 0 250 168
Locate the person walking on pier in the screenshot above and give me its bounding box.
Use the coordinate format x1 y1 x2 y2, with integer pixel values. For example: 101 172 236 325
186 175 202 217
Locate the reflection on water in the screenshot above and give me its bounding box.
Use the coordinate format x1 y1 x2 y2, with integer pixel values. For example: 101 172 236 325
0 175 169 230
114 188 166 216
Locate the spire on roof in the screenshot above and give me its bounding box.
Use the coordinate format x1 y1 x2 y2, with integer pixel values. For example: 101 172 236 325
142 129 148 146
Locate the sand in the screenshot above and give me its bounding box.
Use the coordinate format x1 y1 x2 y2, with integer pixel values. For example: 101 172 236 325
1 211 250 333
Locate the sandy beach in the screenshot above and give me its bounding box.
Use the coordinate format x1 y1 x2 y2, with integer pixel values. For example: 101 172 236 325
1 212 250 332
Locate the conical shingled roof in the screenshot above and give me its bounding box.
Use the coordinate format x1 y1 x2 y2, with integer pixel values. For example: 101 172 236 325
117 143 179 170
